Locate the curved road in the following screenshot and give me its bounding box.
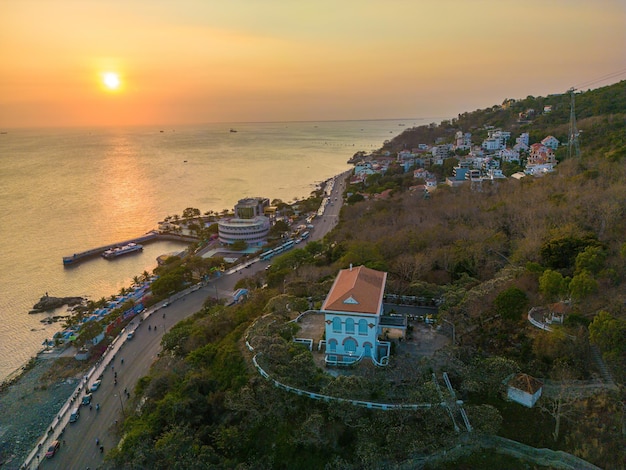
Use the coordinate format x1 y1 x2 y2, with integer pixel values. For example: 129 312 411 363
36 172 349 469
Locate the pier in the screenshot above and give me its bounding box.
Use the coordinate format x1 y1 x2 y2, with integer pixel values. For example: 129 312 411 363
62 231 198 265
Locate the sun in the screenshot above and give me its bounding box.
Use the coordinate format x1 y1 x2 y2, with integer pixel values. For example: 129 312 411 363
103 72 121 90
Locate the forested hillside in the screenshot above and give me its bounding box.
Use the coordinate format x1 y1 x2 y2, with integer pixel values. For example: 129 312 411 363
106 82 626 469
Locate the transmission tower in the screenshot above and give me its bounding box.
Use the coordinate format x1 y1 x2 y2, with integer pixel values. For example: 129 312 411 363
567 87 581 159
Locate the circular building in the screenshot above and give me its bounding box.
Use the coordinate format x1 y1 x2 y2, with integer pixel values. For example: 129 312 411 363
218 215 270 246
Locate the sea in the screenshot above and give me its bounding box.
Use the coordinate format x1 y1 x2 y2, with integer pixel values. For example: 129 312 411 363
0 119 425 382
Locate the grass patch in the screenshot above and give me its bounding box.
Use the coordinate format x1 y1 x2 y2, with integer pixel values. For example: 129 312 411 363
40 357 89 386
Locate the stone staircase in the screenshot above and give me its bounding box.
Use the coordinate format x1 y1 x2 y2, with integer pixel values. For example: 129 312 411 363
589 344 616 388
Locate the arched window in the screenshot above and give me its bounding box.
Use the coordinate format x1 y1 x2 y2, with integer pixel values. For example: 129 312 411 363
344 338 357 354
328 339 337 352
345 318 355 334
358 319 368 335
332 317 342 333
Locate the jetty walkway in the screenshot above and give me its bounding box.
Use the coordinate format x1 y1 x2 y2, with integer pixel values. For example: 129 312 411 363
62 231 198 265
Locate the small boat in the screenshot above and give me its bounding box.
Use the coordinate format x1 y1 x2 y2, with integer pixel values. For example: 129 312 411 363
229 128 237 133
102 243 143 259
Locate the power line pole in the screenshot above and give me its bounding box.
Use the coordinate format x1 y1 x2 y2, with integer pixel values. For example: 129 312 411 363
568 88 581 159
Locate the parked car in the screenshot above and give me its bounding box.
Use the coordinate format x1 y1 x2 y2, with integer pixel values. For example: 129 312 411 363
90 379 102 392
45 440 60 458
162 301 170 308
82 393 92 406
127 330 135 340
69 407 80 423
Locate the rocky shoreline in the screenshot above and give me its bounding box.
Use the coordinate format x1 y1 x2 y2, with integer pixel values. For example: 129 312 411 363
28 295 84 314
0 351 79 469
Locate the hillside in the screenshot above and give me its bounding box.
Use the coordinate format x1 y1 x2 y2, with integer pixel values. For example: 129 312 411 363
106 82 626 469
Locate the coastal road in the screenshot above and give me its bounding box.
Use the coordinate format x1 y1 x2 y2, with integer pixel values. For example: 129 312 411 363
37 171 350 469
38 276 238 470
311 170 348 241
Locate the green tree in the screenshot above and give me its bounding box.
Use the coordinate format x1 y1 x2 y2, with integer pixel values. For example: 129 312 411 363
269 220 290 237
538 269 568 301
575 246 607 275
493 287 528 321
588 311 626 360
231 240 248 251
569 270 597 301
182 207 201 220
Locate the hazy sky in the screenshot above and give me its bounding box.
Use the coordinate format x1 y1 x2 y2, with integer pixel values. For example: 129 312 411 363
1 0 625 128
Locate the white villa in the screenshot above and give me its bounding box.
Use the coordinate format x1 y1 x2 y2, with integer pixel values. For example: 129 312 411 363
541 135 560 150
321 265 391 367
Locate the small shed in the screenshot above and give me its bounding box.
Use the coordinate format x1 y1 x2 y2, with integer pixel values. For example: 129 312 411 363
507 373 543 408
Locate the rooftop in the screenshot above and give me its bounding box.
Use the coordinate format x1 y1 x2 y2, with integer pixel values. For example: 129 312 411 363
321 265 387 315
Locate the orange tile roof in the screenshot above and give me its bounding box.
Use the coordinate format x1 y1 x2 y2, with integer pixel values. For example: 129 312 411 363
321 265 387 315
508 373 543 394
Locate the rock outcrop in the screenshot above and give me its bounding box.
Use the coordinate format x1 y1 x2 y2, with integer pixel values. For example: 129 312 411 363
30 295 84 313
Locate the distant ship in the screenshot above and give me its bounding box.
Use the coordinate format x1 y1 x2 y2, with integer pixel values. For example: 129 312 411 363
230 128 238 133
102 243 143 259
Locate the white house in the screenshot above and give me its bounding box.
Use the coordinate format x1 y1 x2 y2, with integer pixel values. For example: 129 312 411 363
499 148 520 162
541 135 560 150
431 145 451 159
516 132 530 147
507 373 543 408
455 131 472 150
482 130 511 152
485 168 506 180
321 265 390 367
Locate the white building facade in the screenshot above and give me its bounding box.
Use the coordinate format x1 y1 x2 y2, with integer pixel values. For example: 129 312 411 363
321 266 390 366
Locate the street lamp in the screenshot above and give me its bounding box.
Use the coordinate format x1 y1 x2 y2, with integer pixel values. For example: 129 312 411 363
442 318 455 345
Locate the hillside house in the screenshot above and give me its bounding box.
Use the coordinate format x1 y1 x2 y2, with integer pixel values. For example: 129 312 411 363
482 130 511 152
455 131 472 150
321 265 391 367
527 143 556 167
431 145 451 160
541 135 560 150
507 373 543 408
499 148 520 162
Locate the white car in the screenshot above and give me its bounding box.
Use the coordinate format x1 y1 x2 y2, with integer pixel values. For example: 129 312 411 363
90 379 102 392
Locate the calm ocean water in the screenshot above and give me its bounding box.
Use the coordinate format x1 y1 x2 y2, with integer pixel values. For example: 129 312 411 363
0 119 422 381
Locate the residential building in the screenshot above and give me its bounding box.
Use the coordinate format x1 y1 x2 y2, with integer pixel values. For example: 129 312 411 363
321 265 391 366
454 131 472 150
528 143 556 166
485 168 506 180
541 135 560 150
499 148 520 162
431 144 451 159
482 130 511 152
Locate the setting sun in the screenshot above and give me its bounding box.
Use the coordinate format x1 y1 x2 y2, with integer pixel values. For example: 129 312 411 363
103 72 120 90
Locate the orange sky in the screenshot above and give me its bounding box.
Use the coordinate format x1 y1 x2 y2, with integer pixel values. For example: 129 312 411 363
1 0 625 128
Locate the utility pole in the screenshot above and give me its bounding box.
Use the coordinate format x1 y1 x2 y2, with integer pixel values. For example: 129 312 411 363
568 87 581 159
